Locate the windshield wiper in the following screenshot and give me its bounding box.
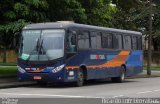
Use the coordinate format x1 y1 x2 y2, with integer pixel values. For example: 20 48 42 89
38 39 44 54
38 38 50 61
25 38 40 61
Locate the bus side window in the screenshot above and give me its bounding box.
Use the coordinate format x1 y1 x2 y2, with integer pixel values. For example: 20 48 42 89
132 36 138 50
77 31 90 49
90 32 102 49
124 35 132 50
102 33 113 49
113 34 122 50
97 32 102 49
90 32 97 49
137 37 142 50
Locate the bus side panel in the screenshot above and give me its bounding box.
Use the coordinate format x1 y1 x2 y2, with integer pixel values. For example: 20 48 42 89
125 50 143 76
65 50 143 81
86 67 121 79
65 50 123 80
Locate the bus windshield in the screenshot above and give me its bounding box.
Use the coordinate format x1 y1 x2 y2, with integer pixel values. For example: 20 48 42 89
20 29 65 61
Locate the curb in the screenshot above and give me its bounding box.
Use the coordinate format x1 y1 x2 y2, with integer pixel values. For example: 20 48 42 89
127 74 160 79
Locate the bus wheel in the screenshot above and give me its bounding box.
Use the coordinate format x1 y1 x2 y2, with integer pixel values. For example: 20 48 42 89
76 68 84 87
111 66 125 83
37 81 47 87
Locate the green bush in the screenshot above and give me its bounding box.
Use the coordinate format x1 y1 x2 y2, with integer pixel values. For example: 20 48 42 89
0 66 17 77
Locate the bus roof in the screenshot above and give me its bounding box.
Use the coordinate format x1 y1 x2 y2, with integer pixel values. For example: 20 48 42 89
23 22 142 35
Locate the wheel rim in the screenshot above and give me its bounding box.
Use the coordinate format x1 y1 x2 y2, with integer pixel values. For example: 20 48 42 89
121 70 125 81
78 71 83 84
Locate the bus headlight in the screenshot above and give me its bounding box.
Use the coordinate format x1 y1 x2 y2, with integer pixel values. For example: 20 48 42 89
17 66 26 73
52 64 65 73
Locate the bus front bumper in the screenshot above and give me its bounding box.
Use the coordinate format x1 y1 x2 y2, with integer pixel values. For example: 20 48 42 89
17 72 66 82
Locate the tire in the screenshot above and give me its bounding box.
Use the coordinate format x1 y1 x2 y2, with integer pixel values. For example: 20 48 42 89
111 66 126 83
37 81 47 87
75 68 84 87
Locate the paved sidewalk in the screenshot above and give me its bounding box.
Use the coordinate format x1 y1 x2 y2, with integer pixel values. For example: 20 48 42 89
0 70 160 89
141 70 160 75
128 70 160 78
0 77 17 83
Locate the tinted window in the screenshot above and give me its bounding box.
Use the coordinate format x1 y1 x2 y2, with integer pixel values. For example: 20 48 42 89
97 33 102 49
90 32 102 49
132 36 138 50
102 33 113 49
78 31 90 49
90 32 97 49
113 34 122 49
124 35 132 50
137 37 142 50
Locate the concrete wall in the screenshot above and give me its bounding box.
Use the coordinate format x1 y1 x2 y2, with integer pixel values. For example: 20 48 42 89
0 50 17 63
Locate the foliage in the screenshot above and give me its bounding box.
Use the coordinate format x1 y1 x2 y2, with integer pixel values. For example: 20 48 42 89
80 0 116 27
0 0 49 48
47 0 87 23
1 0 160 54
0 66 17 77
112 0 160 50
0 0 49 62
0 0 115 50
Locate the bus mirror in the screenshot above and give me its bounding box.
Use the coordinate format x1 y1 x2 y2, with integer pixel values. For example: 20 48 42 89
13 32 20 52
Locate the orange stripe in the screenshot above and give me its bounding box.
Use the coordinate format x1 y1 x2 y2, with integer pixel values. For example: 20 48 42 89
66 51 130 70
66 66 79 69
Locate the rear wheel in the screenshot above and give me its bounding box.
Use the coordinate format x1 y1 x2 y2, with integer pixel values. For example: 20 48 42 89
75 68 84 87
111 66 126 83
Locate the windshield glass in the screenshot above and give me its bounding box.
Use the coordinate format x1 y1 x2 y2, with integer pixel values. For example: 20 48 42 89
20 29 65 61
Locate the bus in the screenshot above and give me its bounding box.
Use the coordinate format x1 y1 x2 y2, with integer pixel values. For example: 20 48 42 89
17 21 143 87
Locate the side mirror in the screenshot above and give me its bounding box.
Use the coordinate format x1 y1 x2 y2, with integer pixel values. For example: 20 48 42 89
13 32 20 52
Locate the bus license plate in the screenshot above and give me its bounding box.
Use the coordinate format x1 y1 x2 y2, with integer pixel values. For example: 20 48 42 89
34 76 42 80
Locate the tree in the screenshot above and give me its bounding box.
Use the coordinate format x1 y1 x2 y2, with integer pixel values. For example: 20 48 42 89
80 0 116 27
111 0 146 30
112 0 160 51
47 0 87 23
0 0 48 62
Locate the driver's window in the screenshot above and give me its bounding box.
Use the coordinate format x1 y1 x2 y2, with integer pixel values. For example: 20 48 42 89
67 32 77 52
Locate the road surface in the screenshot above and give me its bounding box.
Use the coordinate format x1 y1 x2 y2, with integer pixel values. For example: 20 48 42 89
0 77 160 98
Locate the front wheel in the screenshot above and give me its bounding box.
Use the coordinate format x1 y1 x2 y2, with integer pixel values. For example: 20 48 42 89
111 66 126 83
75 68 84 87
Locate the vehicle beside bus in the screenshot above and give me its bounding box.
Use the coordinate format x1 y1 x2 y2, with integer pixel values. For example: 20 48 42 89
17 21 143 86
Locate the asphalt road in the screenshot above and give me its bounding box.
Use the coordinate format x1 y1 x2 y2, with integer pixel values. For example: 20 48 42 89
0 77 160 99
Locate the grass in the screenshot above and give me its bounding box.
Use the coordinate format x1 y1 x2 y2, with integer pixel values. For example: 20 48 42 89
0 66 17 77
143 66 160 71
